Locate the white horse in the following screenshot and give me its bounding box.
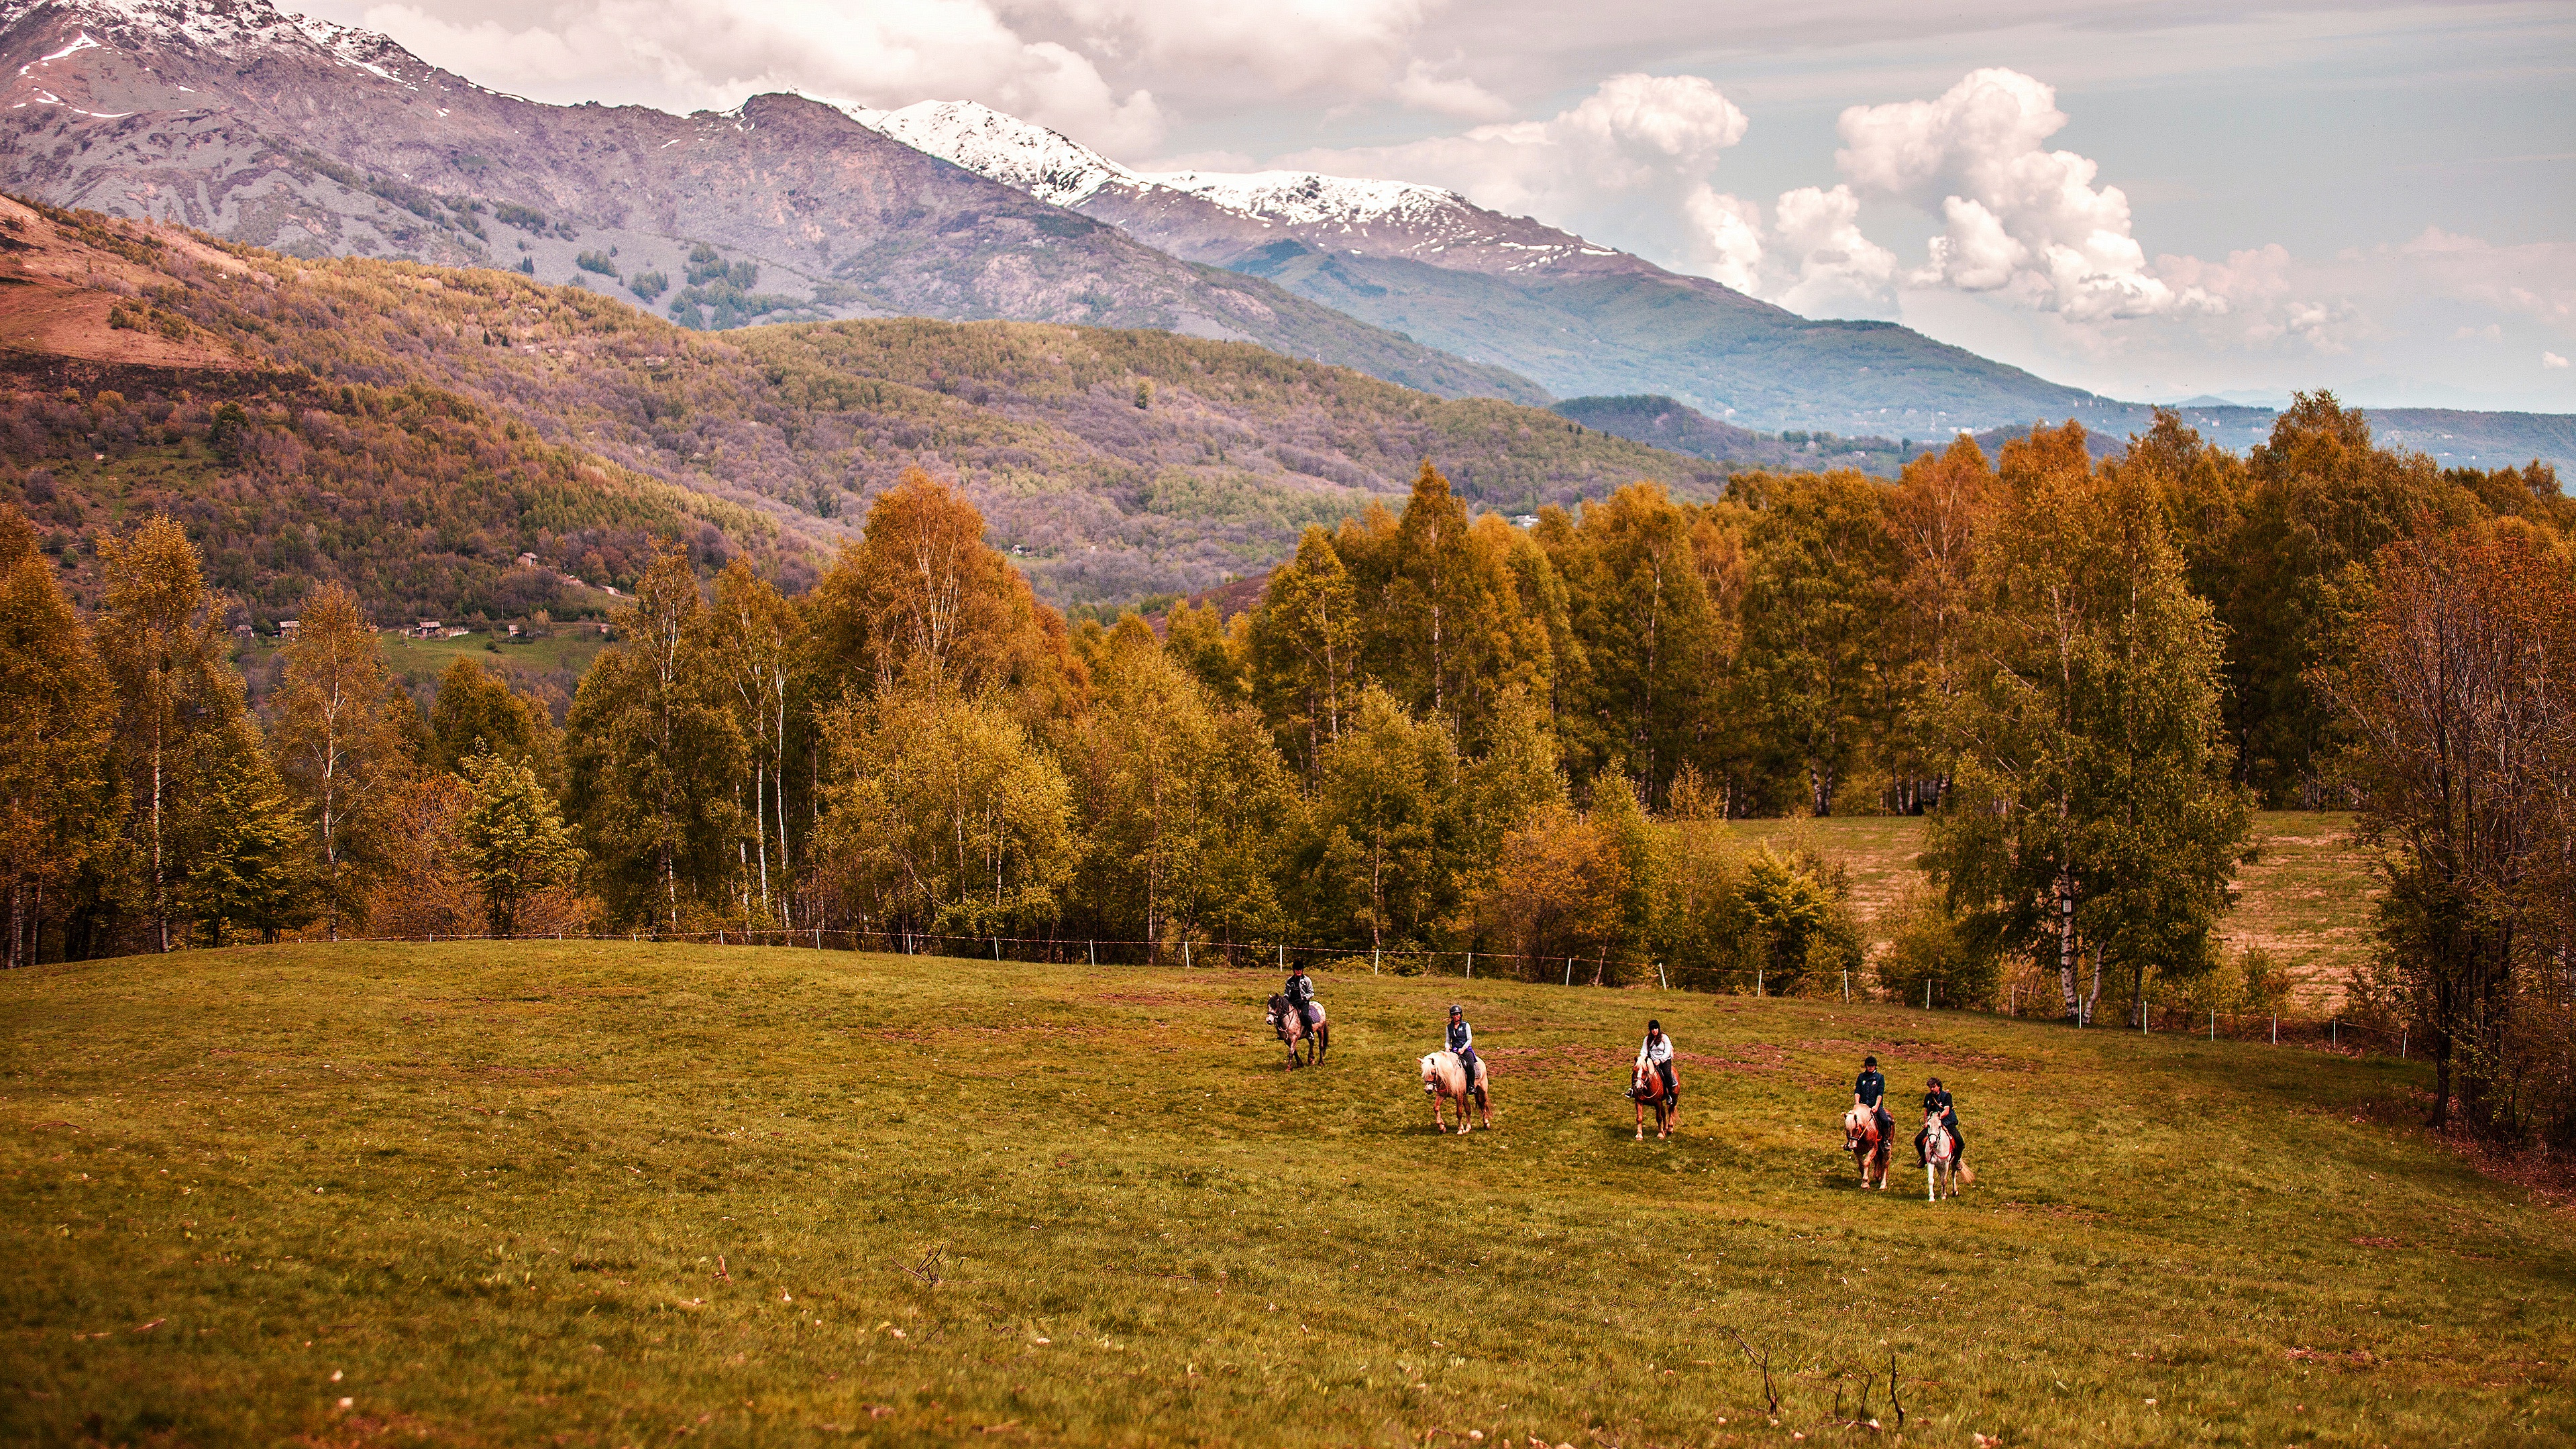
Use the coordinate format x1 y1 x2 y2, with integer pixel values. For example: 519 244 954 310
1419 1051 1491 1134
1923 1110 1962 1200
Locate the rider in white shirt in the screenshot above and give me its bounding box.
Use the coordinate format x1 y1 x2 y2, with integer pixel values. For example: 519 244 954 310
1636 1020 1678 1106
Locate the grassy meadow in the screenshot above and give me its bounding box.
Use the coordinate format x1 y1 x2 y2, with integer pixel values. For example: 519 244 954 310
3 941 2565 1447
1718 813 2377 1007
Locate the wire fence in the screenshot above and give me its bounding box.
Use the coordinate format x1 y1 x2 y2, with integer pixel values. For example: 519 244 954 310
327 922 2417 1065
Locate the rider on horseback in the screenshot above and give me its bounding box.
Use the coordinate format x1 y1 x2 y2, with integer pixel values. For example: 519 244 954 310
1915 1075 1965 1167
1854 1055 1895 1146
1285 962 1320 1034
1637 1020 1678 1107
1446 1004 1480 1092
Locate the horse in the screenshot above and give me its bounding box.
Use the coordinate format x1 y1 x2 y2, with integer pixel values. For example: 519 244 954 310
1264 994 1328 1069
1923 1110 1963 1200
1843 1106 1890 1189
1419 1050 1491 1133
1629 1062 1678 1140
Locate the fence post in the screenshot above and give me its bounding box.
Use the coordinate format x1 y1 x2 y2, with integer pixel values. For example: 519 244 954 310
1925 979 1933 1011
2008 985 2015 1016
993 936 1001 961
1755 967 1762 999
1374 948 1381 975
1841 970 1849 1002
2401 1028 2408 1059
1466 951 1474 980
2332 1018 2338 1047
2208 1010 2215 1041
1278 943 1285 969
1088 940 1095 966
1183 940 1191 969
1565 957 1573 987
2271 1013 2277 1044
1658 962 1667 991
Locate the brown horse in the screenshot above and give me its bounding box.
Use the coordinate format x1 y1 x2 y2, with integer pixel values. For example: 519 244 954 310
1843 1106 1890 1189
1265 994 1328 1069
1419 1051 1491 1133
1629 1063 1677 1140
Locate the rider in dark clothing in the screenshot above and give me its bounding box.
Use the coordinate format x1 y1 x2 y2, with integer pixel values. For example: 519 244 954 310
1915 1077 1964 1166
1446 1005 1481 1097
1285 963 1318 1030
1853 1055 1896 1145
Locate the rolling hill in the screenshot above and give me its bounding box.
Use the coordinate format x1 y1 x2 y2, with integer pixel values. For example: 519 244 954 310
0 193 1724 616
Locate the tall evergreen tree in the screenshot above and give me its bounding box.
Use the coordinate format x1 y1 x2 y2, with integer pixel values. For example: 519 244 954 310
0 507 116 967
1733 470 1903 816
429 657 557 779
1248 526 1361 776
177 717 313 945
459 749 584 938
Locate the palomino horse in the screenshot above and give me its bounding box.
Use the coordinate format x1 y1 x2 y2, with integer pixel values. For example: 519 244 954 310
1629 1063 1678 1140
1264 994 1328 1069
1843 1106 1890 1189
1923 1111 1963 1200
1419 1050 1491 1133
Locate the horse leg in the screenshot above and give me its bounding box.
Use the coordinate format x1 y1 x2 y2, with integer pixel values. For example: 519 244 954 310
1633 1097 1645 1141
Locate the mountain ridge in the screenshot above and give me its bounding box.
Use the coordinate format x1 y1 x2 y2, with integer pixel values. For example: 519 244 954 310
0 0 1548 405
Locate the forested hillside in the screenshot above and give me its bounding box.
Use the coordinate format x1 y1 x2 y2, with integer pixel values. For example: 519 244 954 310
0 197 1716 614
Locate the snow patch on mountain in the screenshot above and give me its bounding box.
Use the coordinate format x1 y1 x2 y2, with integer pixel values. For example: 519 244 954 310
859 99 1140 207
858 98 1483 233
45 0 415 81
1142 170 1468 229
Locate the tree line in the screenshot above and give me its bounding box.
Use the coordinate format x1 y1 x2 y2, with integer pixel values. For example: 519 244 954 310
3 394 2568 1147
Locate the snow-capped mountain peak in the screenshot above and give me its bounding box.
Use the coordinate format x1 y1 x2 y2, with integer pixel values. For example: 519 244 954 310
856 99 1481 233
857 99 1139 208
1139 170 1467 229
30 0 417 81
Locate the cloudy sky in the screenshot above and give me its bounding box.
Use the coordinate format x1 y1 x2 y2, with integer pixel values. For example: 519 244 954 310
302 0 2575 410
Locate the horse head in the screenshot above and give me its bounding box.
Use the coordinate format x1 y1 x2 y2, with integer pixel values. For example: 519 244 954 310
1844 1105 1876 1146
1922 1110 1951 1161
1419 1053 1451 1096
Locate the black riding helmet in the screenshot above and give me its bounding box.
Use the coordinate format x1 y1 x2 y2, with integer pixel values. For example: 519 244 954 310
1449 1004 1463 1018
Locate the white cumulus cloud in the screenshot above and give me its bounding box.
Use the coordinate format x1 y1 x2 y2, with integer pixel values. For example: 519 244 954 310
1280 72 1750 239
1835 67 2214 321
2548 352 2571 370
363 0 1165 152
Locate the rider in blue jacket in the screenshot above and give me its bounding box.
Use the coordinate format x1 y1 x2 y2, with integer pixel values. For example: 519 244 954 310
1446 1004 1480 1093
1853 1055 1895 1146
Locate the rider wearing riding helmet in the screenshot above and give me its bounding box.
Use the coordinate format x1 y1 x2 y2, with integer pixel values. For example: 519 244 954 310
1446 1004 1479 1091
1284 961 1319 1031
1637 1020 1678 1106
1853 1055 1895 1145
1915 1075 1964 1166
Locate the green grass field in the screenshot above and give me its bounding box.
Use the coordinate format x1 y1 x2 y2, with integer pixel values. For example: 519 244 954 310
233 629 612 681
5 943 2564 1447
1717 814 2376 1007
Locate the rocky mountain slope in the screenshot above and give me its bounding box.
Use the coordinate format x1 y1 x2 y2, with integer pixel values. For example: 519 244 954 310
865 101 2114 435
0 0 1544 404
0 196 1723 615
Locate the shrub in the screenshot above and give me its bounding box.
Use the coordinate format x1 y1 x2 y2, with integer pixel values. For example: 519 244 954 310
1874 883 2001 1009
575 250 619 278
493 201 547 233
627 270 668 302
